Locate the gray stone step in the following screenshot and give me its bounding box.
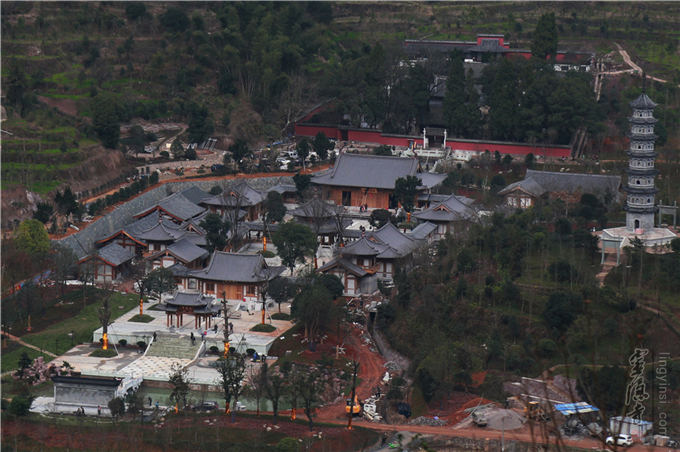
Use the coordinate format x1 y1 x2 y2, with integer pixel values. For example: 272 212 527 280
146 336 201 360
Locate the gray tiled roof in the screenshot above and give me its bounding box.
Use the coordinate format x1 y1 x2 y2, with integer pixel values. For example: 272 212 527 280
630 93 658 109
136 221 186 242
201 181 266 208
312 154 421 190
181 232 207 247
168 263 191 277
467 39 509 53
497 177 547 197
370 222 423 255
268 184 297 194
410 221 438 239
291 197 345 218
412 194 478 222
156 293 216 312
317 257 368 277
165 238 209 263
190 252 277 283
135 191 206 221
341 237 389 256
97 242 135 266
418 172 448 190
177 186 211 205
521 170 621 195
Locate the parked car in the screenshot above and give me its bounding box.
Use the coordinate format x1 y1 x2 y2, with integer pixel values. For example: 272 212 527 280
606 435 633 447
193 401 219 412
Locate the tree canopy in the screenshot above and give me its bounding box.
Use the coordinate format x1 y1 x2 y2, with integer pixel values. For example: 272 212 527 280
271 221 318 273
394 176 422 213
143 268 178 299
91 92 126 149
532 12 559 60
264 191 287 223
200 212 231 253
16 219 50 254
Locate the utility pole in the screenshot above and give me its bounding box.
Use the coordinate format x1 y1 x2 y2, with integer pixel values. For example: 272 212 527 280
221 291 230 358
347 360 360 430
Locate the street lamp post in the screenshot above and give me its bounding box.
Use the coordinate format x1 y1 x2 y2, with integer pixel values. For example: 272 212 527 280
68 330 75 347
222 291 230 358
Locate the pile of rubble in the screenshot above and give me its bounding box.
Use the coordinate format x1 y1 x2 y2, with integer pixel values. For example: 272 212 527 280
383 361 402 372
409 416 447 427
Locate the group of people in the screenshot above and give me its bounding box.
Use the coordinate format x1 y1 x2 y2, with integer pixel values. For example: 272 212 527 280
359 204 369 213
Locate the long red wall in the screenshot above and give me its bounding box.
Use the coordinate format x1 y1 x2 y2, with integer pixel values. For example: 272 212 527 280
295 123 571 158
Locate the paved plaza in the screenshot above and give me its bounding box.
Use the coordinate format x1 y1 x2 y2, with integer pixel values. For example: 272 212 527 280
50 298 293 385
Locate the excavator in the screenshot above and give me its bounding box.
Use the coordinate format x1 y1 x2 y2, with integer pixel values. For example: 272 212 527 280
524 401 550 421
346 395 363 416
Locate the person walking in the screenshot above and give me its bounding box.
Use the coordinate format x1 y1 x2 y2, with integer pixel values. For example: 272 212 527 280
98 405 101 416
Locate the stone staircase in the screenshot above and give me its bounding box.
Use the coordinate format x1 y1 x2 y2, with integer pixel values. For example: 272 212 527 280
145 335 201 361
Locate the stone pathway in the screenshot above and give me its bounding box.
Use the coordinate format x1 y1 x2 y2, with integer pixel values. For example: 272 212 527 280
5 333 58 358
595 253 619 287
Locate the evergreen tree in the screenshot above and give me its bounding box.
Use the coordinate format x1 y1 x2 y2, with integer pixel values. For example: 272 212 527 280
312 132 333 161
394 175 422 213
443 50 467 137
91 92 124 149
489 59 519 141
532 12 559 60
16 219 50 254
264 191 287 223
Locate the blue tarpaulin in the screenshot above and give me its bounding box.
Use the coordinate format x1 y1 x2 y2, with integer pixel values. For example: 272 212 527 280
554 402 600 415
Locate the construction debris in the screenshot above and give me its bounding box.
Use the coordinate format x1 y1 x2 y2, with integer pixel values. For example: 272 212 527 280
383 361 402 372
409 416 447 427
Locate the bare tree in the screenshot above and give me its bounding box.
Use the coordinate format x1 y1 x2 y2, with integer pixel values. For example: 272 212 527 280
215 353 247 422
297 367 326 432
246 362 268 417
263 367 286 425
274 74 319 136
98 283 114 350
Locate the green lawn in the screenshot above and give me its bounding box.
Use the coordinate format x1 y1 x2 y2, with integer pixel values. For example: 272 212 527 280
1 291 140 374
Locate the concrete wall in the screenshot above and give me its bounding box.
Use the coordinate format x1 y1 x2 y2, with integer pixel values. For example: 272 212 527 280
55 176 293 259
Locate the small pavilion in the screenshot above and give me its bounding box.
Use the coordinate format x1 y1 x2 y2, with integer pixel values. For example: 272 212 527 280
155 292 220 329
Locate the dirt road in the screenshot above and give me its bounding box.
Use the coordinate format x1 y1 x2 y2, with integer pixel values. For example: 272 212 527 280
317 325 387 422
614 42 680 87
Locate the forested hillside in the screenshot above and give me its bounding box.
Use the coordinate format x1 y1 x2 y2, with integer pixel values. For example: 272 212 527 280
1 2 679 216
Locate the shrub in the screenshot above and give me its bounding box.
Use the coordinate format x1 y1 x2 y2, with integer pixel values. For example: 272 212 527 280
209 346 219 353
9 395 33 416
261 250 275 258
246 348 256 356
538 339 557 358
137 341 147 349
276 437 301 452
118 339 127 347
160 151 170 158
128 314 154 323
250 324 276 333
271 313 291 321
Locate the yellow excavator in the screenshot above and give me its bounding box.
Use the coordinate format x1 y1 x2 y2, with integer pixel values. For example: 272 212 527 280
524 401 550 421
346 395 362 416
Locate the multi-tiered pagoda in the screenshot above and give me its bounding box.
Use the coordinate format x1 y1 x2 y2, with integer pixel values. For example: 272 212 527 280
603 79 676 248
624 86 659 232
